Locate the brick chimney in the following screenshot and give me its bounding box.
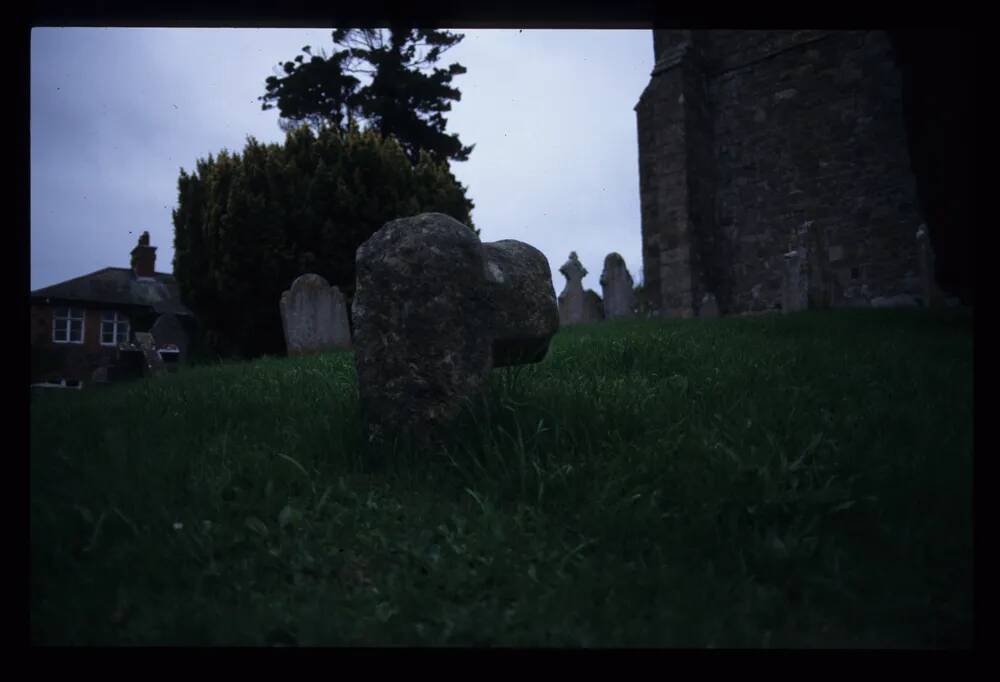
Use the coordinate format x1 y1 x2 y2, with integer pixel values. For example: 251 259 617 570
130 231 157 277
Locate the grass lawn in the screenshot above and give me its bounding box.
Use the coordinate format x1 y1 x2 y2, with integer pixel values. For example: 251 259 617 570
29 308 973 647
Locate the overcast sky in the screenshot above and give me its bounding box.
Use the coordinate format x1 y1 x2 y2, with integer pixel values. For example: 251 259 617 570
30 27 654 299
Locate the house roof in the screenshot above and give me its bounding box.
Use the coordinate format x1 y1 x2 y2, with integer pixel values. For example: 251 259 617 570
30 267 193 316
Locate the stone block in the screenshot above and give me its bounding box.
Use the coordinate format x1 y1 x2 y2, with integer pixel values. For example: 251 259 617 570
352 213 558 446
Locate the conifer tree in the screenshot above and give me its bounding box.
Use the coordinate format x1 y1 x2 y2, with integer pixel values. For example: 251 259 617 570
172 126 475 359
260 28 473 165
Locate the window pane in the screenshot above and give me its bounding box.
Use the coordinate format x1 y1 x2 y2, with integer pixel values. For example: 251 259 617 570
69 308 83 321
102 330 114 344
117 326 130 343
69 320 82 341
102 311 115 321
53 328 67 342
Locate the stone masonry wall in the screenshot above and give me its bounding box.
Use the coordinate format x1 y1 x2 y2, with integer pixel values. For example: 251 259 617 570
638 30 925 315
636 35 686 316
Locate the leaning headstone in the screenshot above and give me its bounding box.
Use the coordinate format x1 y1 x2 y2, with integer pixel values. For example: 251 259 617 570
782 248 808 313
352 213 558 446
916 225 945 309
599 252 636 318
699 292 720 318
583 289 605 322
280 274 352 355
558 252 588 325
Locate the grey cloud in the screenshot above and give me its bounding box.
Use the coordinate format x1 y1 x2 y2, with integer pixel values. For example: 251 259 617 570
31 28 653 301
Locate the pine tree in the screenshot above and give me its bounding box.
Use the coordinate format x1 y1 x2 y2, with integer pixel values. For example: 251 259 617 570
260 29 474 165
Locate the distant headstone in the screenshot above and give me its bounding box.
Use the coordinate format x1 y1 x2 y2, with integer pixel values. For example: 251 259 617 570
150 313 189 360
134 332 167 377
583 289 605 322
871 294 920 308
916 225 945 309
91 366 111 385
558 252 588 325
280 274 352 355
782 249 808 313
352 213 558 447
700 292 720 318
599 252 636 318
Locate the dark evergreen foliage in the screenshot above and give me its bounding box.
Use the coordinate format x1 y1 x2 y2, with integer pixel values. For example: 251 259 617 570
260 29 474 165
172 126 476 359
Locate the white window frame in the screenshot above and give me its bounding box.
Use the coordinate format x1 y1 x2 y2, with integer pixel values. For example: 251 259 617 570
52 307 85 344
100 310 131 347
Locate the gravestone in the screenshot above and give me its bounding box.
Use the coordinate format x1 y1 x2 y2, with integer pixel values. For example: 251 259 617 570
352 213 558 446
916 225 945 309
871 294 920 308
483 240 562 367
558 252 588 325
150 313 189 360
279 274 352 355
699 292 720 318
91 366 111 386
583 289 605 322
782 248 808 313
599 252 636 318
134 332 167 378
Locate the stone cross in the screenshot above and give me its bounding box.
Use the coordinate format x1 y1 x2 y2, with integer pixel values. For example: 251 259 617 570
279 274 352 355
558 252 588 325
352 213 559 447
599 252 636 318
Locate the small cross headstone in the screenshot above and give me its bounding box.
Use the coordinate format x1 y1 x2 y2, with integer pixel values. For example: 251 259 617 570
352 213 559 447
558 252 589 325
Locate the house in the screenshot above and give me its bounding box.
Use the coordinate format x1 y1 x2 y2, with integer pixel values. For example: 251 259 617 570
30 232 195 387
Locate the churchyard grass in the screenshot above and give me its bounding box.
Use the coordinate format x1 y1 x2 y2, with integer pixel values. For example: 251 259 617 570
30 308 973 646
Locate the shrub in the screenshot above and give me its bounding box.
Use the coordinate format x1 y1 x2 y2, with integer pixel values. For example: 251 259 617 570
172 125 476 359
